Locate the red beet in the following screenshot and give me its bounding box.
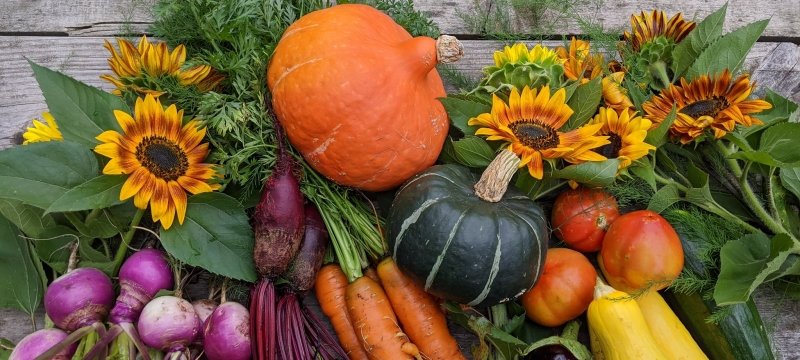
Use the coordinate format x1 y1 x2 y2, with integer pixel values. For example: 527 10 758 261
284 204 330 292
252 121 305 278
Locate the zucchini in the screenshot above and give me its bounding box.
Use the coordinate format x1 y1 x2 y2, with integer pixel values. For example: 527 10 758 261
663 208 775 360
663 291 774 360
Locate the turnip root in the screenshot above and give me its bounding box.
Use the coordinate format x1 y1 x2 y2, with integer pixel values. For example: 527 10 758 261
10 329 77 360
203 302 251 360
110 248 174 324
137 296 202 359
44 267 114 332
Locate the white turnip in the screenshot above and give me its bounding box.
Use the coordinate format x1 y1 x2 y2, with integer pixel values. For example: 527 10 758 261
137 296 201 359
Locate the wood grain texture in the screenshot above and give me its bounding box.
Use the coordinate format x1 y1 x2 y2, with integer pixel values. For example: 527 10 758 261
2 0 799 38
415 0 800 38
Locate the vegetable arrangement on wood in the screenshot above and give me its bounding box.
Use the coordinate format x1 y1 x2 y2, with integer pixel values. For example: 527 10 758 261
0 0 797 359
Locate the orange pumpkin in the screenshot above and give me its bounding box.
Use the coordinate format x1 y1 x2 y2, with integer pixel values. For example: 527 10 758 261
267 4 462 191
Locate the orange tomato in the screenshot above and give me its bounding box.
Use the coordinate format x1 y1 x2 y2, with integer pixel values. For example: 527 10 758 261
520 248 597 327
551 187 619 252
599 210 684 293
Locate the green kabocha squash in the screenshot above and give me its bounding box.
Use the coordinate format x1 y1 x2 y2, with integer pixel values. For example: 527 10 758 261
387 150 548 307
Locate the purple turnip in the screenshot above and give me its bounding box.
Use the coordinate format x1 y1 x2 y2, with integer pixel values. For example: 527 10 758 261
110 248 174 324
137 296 201 359
85 248 174 360
44 267 114 332
191 299 218 345
10 329 77 360
203 302 251 360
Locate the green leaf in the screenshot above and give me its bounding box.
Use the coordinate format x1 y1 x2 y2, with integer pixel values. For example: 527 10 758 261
648 184 681 213
0 198 57 238
670 3 727 79
0 215 43 315
741 90 799 137
644 106 677 148
715 232 798 305
32 227 77 273
553 159 619 188
160 192 256 282
564 77 602 131
47 175 125 214
29 60 128 147
629 157 656 191
687 19 769 79
780 168 800 200
0 142 99 209
438 96 491 136
67 212 121 240
760 122 800 164
451 136 494 168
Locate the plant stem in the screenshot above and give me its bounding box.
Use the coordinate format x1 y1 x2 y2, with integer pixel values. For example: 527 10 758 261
653 172 689 192
84 208 102 223
112 209 145 276
767 167 780 219
489 303 508 330
714 141 787 235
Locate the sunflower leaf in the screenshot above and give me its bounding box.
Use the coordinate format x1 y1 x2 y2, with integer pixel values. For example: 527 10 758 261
564 77 602 131
439 96 491 136
644 106 677 147
0 215 44 316
741 90 799 137
28 61 128 148
670 3 727 80
45 175 126 215
0 142 99 209
714 232 800 305
553 159 619 187
687 19 769 79
160 192 257 282
451 136 494 168
730 123 800 167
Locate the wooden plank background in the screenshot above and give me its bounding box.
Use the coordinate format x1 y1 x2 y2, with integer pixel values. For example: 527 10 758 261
0 0 799 358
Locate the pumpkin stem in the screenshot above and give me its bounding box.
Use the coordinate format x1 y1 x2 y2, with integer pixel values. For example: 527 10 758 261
436 35 463 64
474 148 520 202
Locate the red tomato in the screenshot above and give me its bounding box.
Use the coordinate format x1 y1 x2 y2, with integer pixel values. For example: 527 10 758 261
520 248 597 327
551 187 619 252
599 210 684 293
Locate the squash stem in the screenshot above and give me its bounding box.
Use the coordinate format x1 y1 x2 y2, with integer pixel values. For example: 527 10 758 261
474 149 520 202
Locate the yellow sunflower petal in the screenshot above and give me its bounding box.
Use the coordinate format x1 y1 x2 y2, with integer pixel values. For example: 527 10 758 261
119 167 149 200
168 181 188 225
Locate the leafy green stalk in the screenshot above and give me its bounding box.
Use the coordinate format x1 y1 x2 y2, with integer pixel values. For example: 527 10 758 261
111 209 144 275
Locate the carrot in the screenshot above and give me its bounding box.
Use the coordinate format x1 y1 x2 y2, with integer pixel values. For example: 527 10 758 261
364 267 380 284
377 258 466 360
315 264 369 360
345 276 420 360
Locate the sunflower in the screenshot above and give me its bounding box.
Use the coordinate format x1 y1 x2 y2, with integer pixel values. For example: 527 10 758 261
94 95 220 229
643 70 772 144
602 72 634 112
588 107 655 169
101 36 223 96
22 112 63 145
493 43 562 68
555 37 604 82
623 10 696 52
469 86 609 179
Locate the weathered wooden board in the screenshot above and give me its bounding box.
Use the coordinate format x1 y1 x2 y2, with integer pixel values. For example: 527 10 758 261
1 36 797 150
2 0 799 38
414 0 800 38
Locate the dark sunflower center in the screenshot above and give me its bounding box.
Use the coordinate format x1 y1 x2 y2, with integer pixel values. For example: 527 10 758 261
680 97 729 118
598 133 623 158
136 136 188 181
509 120 559 150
